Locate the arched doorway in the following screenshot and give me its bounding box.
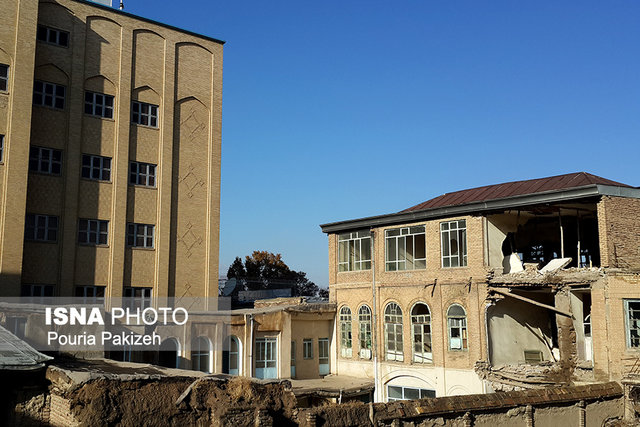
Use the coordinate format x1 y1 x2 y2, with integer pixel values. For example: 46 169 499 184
159 338 180 369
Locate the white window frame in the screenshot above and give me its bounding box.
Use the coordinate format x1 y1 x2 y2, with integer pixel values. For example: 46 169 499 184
84 91 114 119
303 338 313 359
0 64 8 92
255 337 277 378
338 230 371 272
318 338 330 375
37 25 69 47
25 214 58 242
385 226 426 271
447 304 468 351
81 154 111 181
29 146 62 175
131 101 159 128
74 285 105 304
33 80 65 109
339 306 353 358
411 303 433 363
441 219 467 268
124 286 152 310
78 219 109 246
358 305 372 359
625 300 640 348
129 161 156 187
127 223 155 248
387 385 435 402
384 302 404 362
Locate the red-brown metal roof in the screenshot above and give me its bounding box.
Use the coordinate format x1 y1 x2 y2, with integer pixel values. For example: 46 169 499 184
402 172 631 213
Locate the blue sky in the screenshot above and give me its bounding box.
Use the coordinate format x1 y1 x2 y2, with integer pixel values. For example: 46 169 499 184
124 0 640 288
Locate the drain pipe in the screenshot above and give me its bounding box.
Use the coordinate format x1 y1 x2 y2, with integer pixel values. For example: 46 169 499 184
248 314 254 377
371 229 380 402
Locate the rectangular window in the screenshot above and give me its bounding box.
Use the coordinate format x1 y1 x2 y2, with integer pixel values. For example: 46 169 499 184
129 161 156 187
0 64 8 92
74 286 106 304
132 101 159 128
387 385 435 402
126 223 154 248
441 220 467 268
84 91 114 118
6 317 27 338
0 135 4 163
20 284 55 297
124 286 152 310
82 154 111 181
625 300 640 348
303 338 313 359
37 25 69 47
78 219 108 245
255 337 277 379
29 146 62 175
385 226 426 271
33 80 66 109
25 214 58 242
338 230 371 272
291 341 296 378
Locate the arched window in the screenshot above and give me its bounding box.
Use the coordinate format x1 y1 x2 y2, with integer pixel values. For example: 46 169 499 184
339 306 352 358
223 335 240 375
411 303 432 363
447 304 467 350
358 305 372 359
159 338 180 368
192 336 212 373
384 302 403 361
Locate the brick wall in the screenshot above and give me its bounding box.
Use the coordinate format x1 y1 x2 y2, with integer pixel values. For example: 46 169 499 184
597 196 640 269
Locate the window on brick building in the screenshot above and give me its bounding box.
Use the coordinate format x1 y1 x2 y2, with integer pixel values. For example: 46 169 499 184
447 304 467 351
82 154 111 181
29 146 62 175
0 135 4 162
625 300 640 348
129 161 156 187
338 230 371 272
33 80 66 109
411 303 432 363
131 101 159 127
385 226 426 271
441 220 467 268
20 284 55 298
387 385 435 402
37 25 69 47
78 219 108 245
124 286 152 310
192 336 212 373
74 285 105 304
339 306 352 357
0 64 8 92
84 91 114 118
384 302 404 361
126 223 154 248
359 305 372 359
25 214 58 242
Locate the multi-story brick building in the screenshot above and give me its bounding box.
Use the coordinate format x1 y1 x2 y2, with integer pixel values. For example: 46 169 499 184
0 0 223 299
321 172 640 402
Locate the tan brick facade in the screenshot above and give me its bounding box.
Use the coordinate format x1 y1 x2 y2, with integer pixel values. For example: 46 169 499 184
0 0 223 299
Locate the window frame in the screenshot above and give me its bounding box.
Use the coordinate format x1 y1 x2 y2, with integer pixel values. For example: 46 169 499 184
387 385 436 402
303 338 313 359
29 146 63 175
81 154 111 181
129 161 156 187
0 134 4 163
84 91 114 119
33 80 66 110
131 100 159 128
447 304 468 351
411 303 433 363
25 214 59 242
192 336 212 373
440 219 468 268
338 230 372 272
78 219 109 246
625 300 640 349
37 25 69 48
0 64 8 92
126 223 155 249
124 286 152 310
358 305 372 359
74 285 106 304
339 306 353 358
20 284 55 298
384 302 404 362
385 226 426 271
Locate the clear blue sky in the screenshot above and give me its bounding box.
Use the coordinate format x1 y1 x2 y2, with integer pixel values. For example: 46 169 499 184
124 0 640 288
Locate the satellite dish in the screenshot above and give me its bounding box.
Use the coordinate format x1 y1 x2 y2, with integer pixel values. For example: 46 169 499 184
223 278 237 296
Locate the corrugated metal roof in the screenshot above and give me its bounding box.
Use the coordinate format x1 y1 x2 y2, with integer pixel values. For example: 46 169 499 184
402 172 631 213
0 326 52 370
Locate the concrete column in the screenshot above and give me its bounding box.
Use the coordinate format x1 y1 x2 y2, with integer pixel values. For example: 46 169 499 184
555 287 577 380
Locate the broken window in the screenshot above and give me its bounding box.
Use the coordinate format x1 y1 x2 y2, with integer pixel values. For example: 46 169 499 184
385 302 404 361
359 305 372 359
447 304 467 351
625 300 640 348
385 226 426 271
411 303 432 363
441 220 467 268
338 230 372 272
339 306 353 357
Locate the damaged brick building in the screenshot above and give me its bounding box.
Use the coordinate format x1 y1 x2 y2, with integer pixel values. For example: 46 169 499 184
320 172 640 402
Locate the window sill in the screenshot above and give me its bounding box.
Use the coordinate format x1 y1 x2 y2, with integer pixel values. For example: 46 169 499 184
127 247 155 251
29 171 62 177
80 177 112 184
78 244 110 248
25 239 58 244
440 266 469 270
130 123 159 130
84 114 115 122
384 268 427 273
129 184 157 190
33 104 66 112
